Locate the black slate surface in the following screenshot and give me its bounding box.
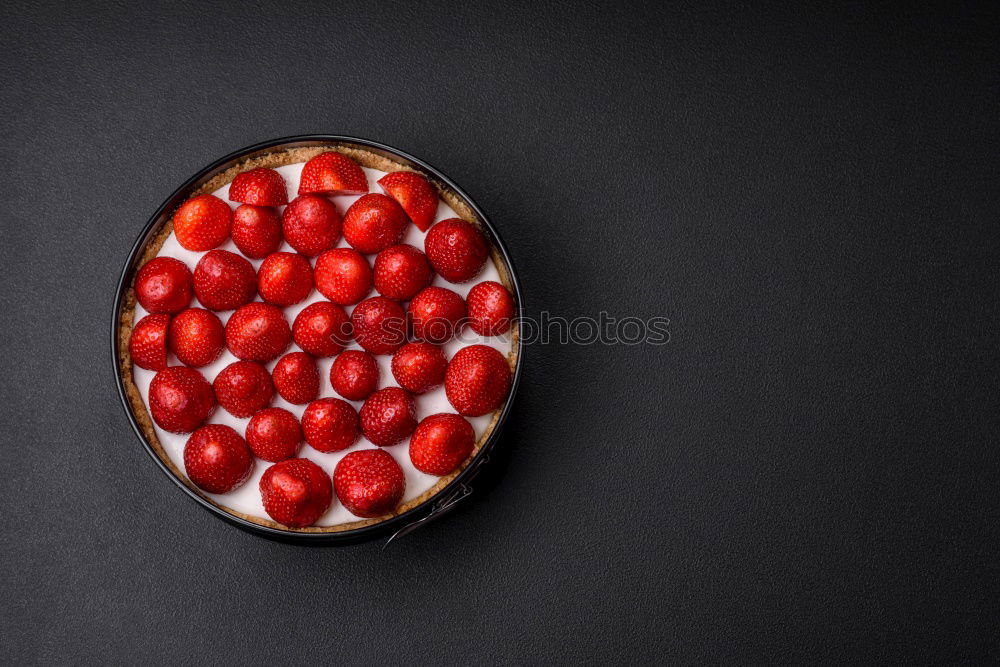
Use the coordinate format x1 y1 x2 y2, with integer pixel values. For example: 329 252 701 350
1 1 998 663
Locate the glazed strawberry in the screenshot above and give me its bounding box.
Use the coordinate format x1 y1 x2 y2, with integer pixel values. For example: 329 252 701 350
168 307 225 367
424 218 488 283
135 257 192 314
298 151 368 196
225 302 291 362
229 167 288 207
193 249 256 311
301 398 359 453
466 281 515 336
333 449 405 518
314 247 372 305
409 413 475 476
292 301 351 357
408 286 467 344
445 345 512 417
391 342 447 394
129 313 170 371
330 349 380 401
343 194 408 254
246 407 302 462
271 351 320 405
183 424 253 494
174 194 232 251
360 386 417 446
377 171 438 232
213 360 273 418
373 244 432 300
148 366 215 433
231 204 282 259
257 252 313 306
351 296 407 355
282 194 341 256
260 458 333 528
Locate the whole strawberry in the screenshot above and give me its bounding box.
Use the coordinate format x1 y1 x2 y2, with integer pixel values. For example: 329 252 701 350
445 345 512 416
292 301 351 357
330 349 380 401
298 151 368 196
373 244 432 300
408 286 467 344
272 352 320 405
246 407 302 462
360 386 416 446
130 313 170 371
282 194 341 256
466 281 515 336
334 449 405 518
183 424 253 494
168 307 225 367
135 257 192 314
409 413 475 476
314 247 373 305
343 194 408 254
193 249 256 311
378 171 438 232
424 218 488 283
351 296 407 355
257 252 313 306
260 458 333 528
391 342 447 394
302 397 359 452
149 366 216 433
213 360 273 418
229 167 288 207
225 302 291 362
231 204 282 259
174 194 232 251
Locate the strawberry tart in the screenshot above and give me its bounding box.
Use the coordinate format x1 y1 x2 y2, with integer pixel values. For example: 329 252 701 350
116 141 519 535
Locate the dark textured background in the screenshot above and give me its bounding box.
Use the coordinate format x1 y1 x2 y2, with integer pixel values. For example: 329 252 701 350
2 1 998 663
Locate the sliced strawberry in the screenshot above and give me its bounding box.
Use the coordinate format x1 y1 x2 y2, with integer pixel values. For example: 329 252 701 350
271 351 320 405
333 449 405 518
409 413 475 476
232 204 282 259
229 167 288 207
183 424 254 494
135 257 193 314
174 194 232 251
330 349 380 401
130 313 170 371
193 249 256 311
260 458 333 528
302 397 359 453
168 307 225 367
213 360 274 418
378 171 438 231
298 151 369 196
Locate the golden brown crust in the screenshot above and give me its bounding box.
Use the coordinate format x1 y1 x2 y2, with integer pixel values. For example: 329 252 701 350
117 143 518 533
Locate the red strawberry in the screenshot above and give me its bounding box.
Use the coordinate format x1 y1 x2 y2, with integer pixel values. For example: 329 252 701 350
466 281 515 336
229 167 288 206
135 257 193 314
445 345 512 417
231 204 282 259
292 301 351 357
298 152 368 196
301 397 359 453
408 286 467 344
148 366 216 433
333 449 405 518
213 360 273 418
174 194 232 251
246 407 302 462
373 244 432 300
378 171 438 231
360 386 416 446
168 307 225 367
257 252 313 306
330 349 380 401
314 247 372 305
424 218 488 283
271 351 320 405
409 413 475 475
130 313 170 371
183 424 254 494
225 302 291 362
260 458 333 528
343 193 408 254
351 296 407 355
193 249 257 311
391 342 447 394
282 194 341 256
